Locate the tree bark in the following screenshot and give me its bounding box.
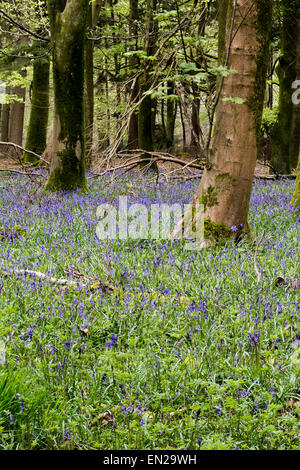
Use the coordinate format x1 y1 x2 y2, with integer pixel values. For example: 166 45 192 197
188 0 272 241
271 1 299 173
138 0 158 166
84 4 94 168
46 0 88 191
23 56 50 162
8 84 26 147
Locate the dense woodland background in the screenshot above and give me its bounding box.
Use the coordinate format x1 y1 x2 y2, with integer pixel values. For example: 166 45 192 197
0 2 299 174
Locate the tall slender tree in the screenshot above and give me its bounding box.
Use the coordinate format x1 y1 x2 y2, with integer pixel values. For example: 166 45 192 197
177 0 272 242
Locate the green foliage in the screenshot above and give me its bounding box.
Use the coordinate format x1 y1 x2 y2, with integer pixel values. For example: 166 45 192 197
261 107 279 136
0 175 298 449
0 225 26 241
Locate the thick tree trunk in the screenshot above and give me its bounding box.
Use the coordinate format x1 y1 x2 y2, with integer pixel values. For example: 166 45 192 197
271 1 299 173
46 0 88 191
186 0 272 241
23 57 50 162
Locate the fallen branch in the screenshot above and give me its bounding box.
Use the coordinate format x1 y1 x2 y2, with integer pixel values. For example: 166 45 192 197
254 174 296 180
0 168 46 178
91 150 205 178
256 160 279 178
1 269 81 286
0 267 114 292
0 141 50 165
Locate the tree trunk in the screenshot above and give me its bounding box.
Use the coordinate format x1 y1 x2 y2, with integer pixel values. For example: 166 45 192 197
186 0 272 242
294 153 300 208
0 101 10 142
85 1 102 165
289 9 300 171
8 85 26 147
23 57 50 162
138 0 157 166
84 5 94 168
46 0 88 191
166 81 177 148
271 1 299 173
190 86 200 149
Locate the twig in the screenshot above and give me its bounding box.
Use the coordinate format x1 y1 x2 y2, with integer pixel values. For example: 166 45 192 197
0 168 46 178
0 9 49 42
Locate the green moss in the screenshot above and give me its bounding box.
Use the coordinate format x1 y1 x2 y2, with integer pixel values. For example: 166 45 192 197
46 0 88 191
23 56 50 163
204 218 232 242
45 148 86 192
292 155 300 209
199 185 218 209
0 225 26 241
216 172 234 191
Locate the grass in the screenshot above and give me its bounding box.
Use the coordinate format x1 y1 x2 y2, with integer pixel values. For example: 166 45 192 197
0 172 299 450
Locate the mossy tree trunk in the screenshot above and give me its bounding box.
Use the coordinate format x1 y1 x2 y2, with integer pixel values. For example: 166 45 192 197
84 5 94 169
23 56 50 163
46 0 88 191
294 153 300 208
271 1 299 173
290 9 300 171
138 0 158 167
187 0 272 242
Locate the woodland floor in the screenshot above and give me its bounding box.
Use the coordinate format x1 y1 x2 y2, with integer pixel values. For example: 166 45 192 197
0 171 299 450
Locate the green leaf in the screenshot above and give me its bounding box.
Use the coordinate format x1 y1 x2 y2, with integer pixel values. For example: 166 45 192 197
154 10 177 21
223 96 245 105
179 62 200 73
